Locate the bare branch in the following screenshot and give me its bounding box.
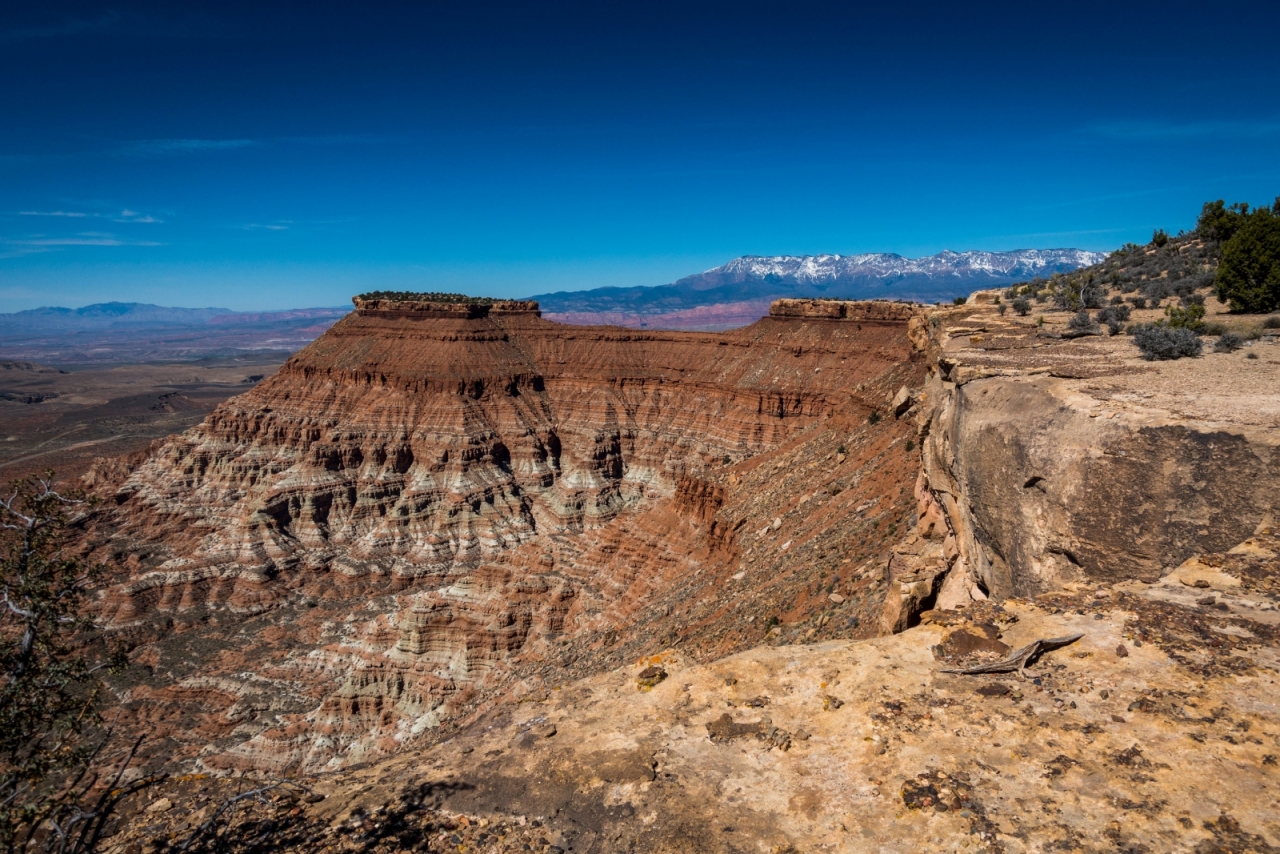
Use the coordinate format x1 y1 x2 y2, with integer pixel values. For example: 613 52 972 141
940 634 1084 679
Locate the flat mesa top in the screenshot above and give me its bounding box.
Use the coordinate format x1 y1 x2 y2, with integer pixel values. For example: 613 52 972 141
768 298 920 321
352 295 541 317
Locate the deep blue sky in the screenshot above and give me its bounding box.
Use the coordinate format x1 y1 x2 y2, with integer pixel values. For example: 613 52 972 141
3 1 1279 312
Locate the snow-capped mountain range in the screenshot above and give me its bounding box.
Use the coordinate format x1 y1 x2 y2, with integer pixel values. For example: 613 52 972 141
710 249 1106 284
531 248 1106 330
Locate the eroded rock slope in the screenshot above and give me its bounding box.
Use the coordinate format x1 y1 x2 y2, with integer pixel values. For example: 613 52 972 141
86 297 925 773
82 290 1280 853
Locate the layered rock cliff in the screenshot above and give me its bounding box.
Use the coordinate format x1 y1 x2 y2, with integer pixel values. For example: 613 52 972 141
80 290 1280 853
86 296 926 772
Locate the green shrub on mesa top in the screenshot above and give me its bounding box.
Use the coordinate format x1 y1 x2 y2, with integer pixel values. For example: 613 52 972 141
1132 324 1202 360
1163 302 1205 332
1210 201 1280 313
357 291 502 304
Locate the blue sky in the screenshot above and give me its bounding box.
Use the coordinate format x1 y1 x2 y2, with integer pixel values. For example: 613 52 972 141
2 0 1279 312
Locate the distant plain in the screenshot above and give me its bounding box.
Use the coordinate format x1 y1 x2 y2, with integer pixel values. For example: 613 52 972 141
0 355 287 484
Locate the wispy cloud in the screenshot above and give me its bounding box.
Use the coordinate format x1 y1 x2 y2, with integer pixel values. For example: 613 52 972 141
0 248 50 259
114 209 163 223
17 208 163 223
1 231 165 256
0 11 123 42
280 134 390 146
9 237 164 247
1086 119 1280 141
122 138 259 156
243 223 289 231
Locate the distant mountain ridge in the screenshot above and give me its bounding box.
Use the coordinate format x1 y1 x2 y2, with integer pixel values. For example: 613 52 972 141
0 301 349 332
532 248 1107 329
0 247 1106 357
0 302 349 363
710 249 1106 283
0 302 232 330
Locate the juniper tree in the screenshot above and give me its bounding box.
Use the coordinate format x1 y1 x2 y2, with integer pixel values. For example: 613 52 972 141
1215 201 1280 313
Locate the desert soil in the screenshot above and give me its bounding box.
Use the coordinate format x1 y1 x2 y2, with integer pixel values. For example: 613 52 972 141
0 354 287 483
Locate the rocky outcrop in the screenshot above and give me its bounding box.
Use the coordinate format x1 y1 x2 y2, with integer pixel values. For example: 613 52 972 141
882 296 1280 629
923 372 1278 594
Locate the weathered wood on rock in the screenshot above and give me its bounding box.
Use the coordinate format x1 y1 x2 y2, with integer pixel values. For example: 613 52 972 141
941 633 1084 679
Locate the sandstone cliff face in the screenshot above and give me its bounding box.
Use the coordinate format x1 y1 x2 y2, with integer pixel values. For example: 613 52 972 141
884 297 1280 630
88 298 926 772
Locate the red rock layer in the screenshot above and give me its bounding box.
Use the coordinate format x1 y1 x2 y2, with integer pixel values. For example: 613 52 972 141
88 299 926 772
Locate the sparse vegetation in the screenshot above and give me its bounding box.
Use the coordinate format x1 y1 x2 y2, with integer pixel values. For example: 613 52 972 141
1163 302 1206 332
952 296 967 305
1214 332 1244 353
1 475 138 853
1132 324 1202 360
1011 296 1031 316
1004 199 1247 321
1066 309 1099 335
356 291 503 304
1096 305 1131 325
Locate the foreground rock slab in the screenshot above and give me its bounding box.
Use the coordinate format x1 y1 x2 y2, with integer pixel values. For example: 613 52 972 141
104 568 1280 852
